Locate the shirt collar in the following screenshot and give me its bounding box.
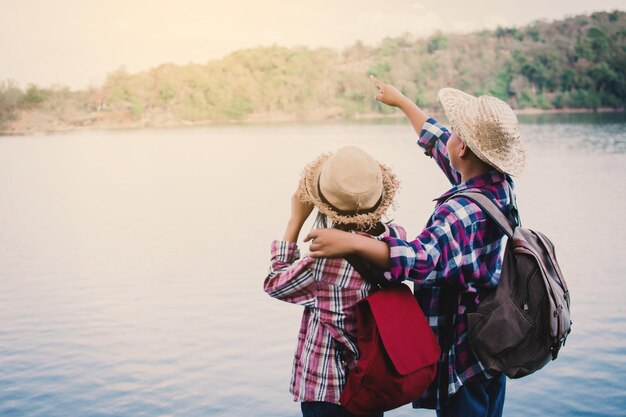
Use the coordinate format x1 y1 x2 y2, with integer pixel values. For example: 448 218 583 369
435 170 508 202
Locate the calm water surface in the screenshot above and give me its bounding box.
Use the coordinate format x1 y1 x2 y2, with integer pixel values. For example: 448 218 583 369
1 113 625 416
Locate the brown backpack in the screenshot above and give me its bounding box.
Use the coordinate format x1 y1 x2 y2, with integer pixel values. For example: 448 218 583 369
456 192 572 378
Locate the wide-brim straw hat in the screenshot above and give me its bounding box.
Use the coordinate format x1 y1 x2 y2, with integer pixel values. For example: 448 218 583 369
438 88 526 176
299 146 399 230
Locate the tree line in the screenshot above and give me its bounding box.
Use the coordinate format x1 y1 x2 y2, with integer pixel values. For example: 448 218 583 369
1 10 625 131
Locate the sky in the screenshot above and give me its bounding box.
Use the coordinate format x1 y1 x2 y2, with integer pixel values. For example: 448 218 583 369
1 0 625 90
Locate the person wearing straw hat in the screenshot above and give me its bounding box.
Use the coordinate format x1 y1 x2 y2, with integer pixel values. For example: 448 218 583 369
264 146 406 417
304 76 526 417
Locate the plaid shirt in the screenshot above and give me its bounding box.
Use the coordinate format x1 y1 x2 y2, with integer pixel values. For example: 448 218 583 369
264 223 406 404
382 118 520 409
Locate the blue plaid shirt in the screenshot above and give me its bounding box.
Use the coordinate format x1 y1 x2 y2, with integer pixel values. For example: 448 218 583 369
382 118 519 409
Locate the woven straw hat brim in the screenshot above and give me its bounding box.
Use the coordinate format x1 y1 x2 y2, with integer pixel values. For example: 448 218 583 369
438 88 526 177
299 152 399 230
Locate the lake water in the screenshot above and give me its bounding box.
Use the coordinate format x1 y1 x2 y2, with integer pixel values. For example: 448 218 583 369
1 113 625 417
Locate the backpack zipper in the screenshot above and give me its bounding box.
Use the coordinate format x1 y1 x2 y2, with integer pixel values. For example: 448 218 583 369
522 263 538 313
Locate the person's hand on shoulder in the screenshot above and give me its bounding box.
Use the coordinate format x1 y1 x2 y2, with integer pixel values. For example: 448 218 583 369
306 227 391 267
304 228 356 258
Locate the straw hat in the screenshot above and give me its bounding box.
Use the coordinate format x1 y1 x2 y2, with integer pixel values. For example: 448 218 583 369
299 146 399 230
438 88 526 176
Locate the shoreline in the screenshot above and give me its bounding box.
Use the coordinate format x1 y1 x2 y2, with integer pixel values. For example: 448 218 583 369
513 107 624 115
2 106 624 137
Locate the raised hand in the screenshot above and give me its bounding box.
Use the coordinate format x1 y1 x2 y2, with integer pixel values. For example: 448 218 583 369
290 186 314 225
370 74 428 139
282 185 314 242
370 74 410 108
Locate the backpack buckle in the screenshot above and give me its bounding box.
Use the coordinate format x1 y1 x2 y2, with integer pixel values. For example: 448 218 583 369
551 327 572 360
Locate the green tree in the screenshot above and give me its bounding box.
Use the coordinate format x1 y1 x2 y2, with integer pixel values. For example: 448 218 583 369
427 32 448 53
489 70 514 100
367 62 391 78
23 85 49 105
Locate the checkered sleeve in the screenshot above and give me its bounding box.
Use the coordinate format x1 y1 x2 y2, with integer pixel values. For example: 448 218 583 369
418 118 462 185
263 240 316 307
382 202 477 291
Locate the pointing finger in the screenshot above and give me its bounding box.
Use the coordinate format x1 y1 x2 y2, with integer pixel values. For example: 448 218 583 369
369 74 384 88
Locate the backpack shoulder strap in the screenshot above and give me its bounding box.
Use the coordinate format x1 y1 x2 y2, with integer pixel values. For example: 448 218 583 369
345 254 391 289
453 192 515 238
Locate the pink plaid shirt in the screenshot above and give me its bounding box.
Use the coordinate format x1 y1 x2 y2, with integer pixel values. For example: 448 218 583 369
264 223 406 403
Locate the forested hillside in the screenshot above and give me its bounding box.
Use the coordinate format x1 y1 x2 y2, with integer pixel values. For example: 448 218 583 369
1 10 625 132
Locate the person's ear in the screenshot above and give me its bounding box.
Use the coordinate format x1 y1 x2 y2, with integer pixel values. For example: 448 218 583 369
458 140 469 159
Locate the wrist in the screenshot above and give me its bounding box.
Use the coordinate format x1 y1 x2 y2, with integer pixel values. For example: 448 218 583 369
397 96 415 111
352 236 390 268
287 216 307 230
351 233 370 257
283 219 305 242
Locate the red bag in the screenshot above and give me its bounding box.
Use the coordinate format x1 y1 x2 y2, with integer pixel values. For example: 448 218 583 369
340 283 440 416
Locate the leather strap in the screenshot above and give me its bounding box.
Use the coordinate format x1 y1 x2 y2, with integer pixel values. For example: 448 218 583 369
345 254 391 289
453 192 515 238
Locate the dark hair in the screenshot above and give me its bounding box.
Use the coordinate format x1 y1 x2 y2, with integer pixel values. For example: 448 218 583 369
313 212 386 236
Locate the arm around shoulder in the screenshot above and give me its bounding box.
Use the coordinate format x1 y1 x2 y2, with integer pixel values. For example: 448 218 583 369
353 235 390 269
305 228 391 269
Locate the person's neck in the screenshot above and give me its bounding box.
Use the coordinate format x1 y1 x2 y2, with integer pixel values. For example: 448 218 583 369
459 164 492 183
